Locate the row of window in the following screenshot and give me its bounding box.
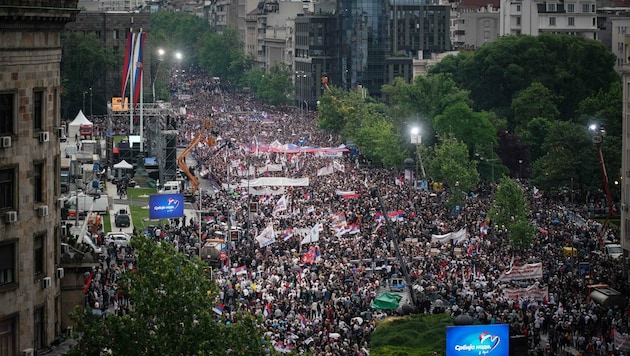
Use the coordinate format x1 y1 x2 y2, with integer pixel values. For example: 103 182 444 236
0 306 48 354
0 90 59 135
0 164 46 211
515 3 595 13
0 235 46 289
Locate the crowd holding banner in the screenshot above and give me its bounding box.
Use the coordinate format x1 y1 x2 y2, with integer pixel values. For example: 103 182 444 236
85 66 630 355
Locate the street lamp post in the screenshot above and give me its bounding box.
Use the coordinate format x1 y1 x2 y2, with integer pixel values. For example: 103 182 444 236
83 91 88 113
89 87 93 120
410 127 426 185
152 48 165 103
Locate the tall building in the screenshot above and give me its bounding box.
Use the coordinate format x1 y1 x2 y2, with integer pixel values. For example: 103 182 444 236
0 1 79 354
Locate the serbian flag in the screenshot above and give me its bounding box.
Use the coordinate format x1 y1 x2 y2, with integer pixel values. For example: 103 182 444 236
374 212 384 222
232 265 248 275
335 190 359 199
264 302 272 317
304 191 311 200
281 228 294 241
121 30 146 106
348 224 361 235
300 313 308 326
467 241 473 256
131 32 146 106
388 210 404 222
213 303 224 315
480 221 489 236
121 32 133 98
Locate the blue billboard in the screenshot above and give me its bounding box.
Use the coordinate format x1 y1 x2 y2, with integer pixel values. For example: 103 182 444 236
149 194 185 219
446 324 509 356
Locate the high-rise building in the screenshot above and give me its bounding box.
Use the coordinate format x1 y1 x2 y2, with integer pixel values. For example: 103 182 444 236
0 1 79 354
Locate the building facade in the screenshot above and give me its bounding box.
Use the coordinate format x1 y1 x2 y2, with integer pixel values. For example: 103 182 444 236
0 1 79 354
452 0 500 49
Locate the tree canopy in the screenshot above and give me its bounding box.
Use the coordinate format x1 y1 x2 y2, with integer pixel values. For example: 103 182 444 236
68 235 266 355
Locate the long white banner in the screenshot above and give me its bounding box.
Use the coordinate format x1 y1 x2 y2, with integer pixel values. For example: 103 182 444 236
503 285 548 302
498 263 543 281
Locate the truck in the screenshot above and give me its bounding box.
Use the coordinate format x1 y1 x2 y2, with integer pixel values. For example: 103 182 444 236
65 193 110 217
61 157 71 193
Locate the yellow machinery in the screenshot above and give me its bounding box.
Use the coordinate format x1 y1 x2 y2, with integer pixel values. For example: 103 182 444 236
177 119 215 193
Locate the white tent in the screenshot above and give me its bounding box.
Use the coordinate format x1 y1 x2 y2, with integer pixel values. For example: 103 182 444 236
111 160 133 181
68 110 93 140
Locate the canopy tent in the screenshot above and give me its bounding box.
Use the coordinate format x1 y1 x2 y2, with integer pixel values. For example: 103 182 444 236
67 110 93 140
113 160 133 169
111 159 133 181
370 293 402 310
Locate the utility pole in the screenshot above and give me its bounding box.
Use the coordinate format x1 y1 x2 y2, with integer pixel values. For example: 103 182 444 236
89 87 93 119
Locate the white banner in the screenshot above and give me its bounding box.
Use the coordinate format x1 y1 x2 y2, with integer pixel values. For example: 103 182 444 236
498 263 543 281
430 228 467 244
503 285 548 302
240 177 309 187
256 225 276 248
615 330 630 352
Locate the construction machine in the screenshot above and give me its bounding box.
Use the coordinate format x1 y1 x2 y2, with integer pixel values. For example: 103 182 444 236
177 119 215 195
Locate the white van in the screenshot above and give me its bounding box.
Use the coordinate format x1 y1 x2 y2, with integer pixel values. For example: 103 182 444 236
604 244 623 260
159 180 182 194
66 193 110 215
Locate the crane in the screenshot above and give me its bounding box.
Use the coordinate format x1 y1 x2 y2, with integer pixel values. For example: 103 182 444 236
177 119 215 193
589 124 615 246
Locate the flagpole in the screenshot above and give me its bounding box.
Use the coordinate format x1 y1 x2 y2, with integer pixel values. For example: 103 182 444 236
139 28 144 153
128 28 133 134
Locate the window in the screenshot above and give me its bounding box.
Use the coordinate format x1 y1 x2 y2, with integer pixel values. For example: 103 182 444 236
547 3 556 11
516 16 521 25
34 307 44 350
34 162 44 203
0 243 16 286
568 17 575 26
549 17 556 25
0 168 15 210
516 4 521 11
0 93 15 135
582 3 590 12
567 3 575 12
0 316 17 356
34 234 44 276
33 90 44 131
592 4 595 12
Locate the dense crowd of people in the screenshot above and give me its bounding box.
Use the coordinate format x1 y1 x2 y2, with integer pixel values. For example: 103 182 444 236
84 66 630 355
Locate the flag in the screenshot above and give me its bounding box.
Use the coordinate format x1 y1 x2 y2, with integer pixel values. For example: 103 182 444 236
255 225 276 247
336 190 359 199
300 313 308 326
348 223 361 235
121 30 146 107
480 221 489 236
121 32 133 98
232 265 248 275
374 212 384 223
387 210 404 222
467 241 473 256
304 191 311 200
300 223 320 244
281 228 294 241
273 195 288 215
333 160 345 172
213 303 224 315
395 176 403 186
264 302 272 317
301 246 319 264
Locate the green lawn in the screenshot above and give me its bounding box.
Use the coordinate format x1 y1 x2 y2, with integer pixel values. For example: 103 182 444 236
369 313 453 356
126 187 156 201
102 213 112 233
129 204 168 233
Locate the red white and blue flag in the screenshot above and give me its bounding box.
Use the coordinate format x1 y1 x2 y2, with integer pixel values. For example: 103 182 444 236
387 210 405 222
213 303 224 315
300 313 308 326
121 30 146 106
264 302 272 317
232 265 248 276
281 228 294 241
480 221 489 236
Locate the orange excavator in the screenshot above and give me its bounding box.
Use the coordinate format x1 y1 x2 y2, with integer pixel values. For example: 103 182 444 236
177 119 215 193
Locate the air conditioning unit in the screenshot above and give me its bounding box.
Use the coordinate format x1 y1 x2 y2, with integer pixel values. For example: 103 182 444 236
56 197 65 209
38 205 48 217
5 211 17 223
42 277 51 289
22 348 34 356
61 224 67 237
56 267 65 279
0 136 11 148
57 127 66 137
39 131 50 143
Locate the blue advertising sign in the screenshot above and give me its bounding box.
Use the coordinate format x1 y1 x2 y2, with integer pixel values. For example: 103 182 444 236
149 194 185 219
446 324 510 356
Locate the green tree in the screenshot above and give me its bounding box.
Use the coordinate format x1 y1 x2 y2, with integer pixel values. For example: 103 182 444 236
511 82 560 131
530 121 595 193
430 34 618 120
509 218 536 249
488 176 530 230
433 102 497 154
68 235 266 355
518 117 553 163
199 28 254 87
60 32 118 119
427 139 479 207
248 63 293 105
353 111 406 168
150 11 213 65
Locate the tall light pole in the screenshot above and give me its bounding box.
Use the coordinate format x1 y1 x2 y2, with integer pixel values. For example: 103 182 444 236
174 51 183 98
152 48 165 103
410 126 426 185
89 87 93 120
83 91 88 113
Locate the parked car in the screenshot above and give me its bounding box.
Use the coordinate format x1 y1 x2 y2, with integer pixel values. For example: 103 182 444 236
114 209 131 227
105 232 131 248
